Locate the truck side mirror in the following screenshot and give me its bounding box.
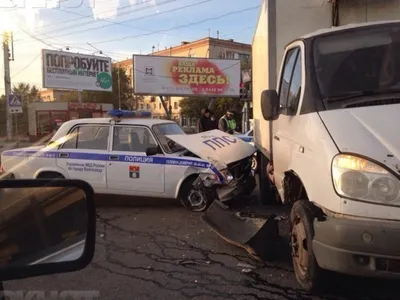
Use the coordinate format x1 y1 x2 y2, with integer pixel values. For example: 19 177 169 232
261 90 279 121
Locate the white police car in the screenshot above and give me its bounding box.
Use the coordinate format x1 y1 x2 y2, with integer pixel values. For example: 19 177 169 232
0 110 257 212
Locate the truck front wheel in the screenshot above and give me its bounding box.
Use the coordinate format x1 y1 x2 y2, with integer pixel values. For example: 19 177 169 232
290 200 325 292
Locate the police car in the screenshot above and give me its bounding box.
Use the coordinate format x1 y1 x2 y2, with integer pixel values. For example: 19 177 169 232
234 128 258 171
0 110 257 212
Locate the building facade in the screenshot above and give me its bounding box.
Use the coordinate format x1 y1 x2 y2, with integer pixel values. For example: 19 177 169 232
115 37 251 128
39 89 76 102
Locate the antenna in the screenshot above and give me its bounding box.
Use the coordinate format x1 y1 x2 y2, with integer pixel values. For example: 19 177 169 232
217 30 220 39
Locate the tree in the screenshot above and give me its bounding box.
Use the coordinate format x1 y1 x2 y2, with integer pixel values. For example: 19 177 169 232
179 96 241 119
82 67 142 110
12 82 41 103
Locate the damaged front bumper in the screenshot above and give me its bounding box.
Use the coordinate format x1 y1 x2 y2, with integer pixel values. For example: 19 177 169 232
195 155 256 202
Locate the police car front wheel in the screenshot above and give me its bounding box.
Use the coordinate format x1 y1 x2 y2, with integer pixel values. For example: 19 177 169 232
179 178 210 212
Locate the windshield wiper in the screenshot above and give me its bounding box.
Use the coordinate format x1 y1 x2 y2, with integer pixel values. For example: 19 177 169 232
324 89 400 103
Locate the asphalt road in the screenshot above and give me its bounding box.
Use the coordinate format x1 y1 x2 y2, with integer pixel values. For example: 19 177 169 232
4 194 400 300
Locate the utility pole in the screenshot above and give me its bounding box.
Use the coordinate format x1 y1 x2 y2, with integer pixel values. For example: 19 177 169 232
3 32 12 141
118 61 121 109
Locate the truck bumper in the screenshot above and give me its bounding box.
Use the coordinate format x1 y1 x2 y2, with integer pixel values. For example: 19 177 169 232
313 215 400 278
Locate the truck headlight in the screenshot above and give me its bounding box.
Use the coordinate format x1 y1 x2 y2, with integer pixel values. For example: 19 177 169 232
332 154 400 205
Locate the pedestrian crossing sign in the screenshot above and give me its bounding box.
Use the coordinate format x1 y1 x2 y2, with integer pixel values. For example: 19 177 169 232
7 94 23 114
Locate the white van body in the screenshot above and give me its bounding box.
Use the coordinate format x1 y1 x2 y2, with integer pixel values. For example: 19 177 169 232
253 0 400 291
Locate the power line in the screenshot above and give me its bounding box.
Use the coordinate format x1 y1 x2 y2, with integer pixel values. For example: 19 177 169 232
42 0 177 35
11 53 41 79
33 0 211 41
35 0 157 29
13 0 176 44
91 5 260 45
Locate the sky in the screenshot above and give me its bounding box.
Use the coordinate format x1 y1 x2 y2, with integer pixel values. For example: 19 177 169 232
0 0 260 93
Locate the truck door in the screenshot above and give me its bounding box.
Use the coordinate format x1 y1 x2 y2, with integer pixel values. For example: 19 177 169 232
272 43 304 194
56 124 109 190
106 125 165 194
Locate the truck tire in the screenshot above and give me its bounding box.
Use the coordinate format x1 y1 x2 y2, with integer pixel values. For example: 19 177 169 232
179 177 212 212
290 200 325 292
258 153 279 205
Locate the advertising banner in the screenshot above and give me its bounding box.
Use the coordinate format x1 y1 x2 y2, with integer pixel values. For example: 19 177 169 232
42 49 113 92
133 55 241 97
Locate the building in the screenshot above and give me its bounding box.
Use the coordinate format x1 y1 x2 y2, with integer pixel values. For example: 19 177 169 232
39 89 76 102
27 102 113 141
114 37 251 128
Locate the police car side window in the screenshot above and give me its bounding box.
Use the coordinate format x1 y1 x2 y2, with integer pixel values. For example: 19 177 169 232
113 126 157 153
61 125 110 150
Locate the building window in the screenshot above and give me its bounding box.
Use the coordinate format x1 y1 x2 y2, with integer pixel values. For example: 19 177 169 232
146 104 150 110
181 116 187 127
174 102 178 110
150 96 156 102
60 94 64 101
140 104 144 110
159 103 161 109
153 103 156 109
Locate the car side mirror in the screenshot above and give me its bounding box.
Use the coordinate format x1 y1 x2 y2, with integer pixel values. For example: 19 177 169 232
0 179 95 282
146 146 161 156
261 89 280 121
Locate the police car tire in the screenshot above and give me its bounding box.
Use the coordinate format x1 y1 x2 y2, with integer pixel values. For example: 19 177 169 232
179 177 211 212
258 154 279 205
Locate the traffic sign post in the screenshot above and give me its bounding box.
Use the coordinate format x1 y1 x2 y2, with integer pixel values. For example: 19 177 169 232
7 94 22 141
7 94 23 114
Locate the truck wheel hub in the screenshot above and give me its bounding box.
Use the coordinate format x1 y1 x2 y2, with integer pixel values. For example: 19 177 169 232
291 217 308 275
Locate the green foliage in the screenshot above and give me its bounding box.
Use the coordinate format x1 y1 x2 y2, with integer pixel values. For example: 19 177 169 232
179 96 242 119
82 67 143 109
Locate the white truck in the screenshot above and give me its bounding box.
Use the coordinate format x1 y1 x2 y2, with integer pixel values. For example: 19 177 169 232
204 0 400 292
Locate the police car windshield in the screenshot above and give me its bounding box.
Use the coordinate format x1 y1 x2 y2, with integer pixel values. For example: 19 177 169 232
152 123 185 153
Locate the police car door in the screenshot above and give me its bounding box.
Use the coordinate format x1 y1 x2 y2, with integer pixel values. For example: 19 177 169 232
56 124 109 191
106 125 165 194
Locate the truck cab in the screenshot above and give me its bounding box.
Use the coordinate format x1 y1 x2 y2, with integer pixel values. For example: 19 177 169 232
256 19 400 290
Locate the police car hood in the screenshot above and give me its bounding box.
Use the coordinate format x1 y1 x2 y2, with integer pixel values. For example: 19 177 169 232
166 129 256 170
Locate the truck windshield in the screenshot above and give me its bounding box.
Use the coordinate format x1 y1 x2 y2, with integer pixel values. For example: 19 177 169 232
313 24 400 107
152 123 186 153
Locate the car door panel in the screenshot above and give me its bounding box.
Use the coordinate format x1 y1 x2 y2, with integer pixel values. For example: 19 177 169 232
106 125 165 194
273 44 304 195
56 124 109 190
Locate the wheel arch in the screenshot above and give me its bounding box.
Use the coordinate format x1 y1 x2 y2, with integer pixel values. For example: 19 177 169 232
34 167 68 179
174 170 200 199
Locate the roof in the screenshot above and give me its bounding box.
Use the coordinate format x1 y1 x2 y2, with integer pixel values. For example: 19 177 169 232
301 19 400 39
64 117 175 126
50 117 176 142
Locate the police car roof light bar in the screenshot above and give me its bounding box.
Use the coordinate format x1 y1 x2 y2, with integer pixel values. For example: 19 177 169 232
107 109 152 119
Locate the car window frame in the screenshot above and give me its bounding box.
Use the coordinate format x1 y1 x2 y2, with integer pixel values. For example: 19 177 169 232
58 124 111 151
111 124 159 153
278 47 300 112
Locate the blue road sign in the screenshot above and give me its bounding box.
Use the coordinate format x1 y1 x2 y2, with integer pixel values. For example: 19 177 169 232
7 94 23 114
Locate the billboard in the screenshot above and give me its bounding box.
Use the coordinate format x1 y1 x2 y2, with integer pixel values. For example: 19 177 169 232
133 55 241 97
42 49 113 92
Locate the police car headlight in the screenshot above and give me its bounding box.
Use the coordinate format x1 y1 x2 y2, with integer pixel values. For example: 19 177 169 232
225 172 234 182
199 173 219 187
220 169 234 183
332 154 400 205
